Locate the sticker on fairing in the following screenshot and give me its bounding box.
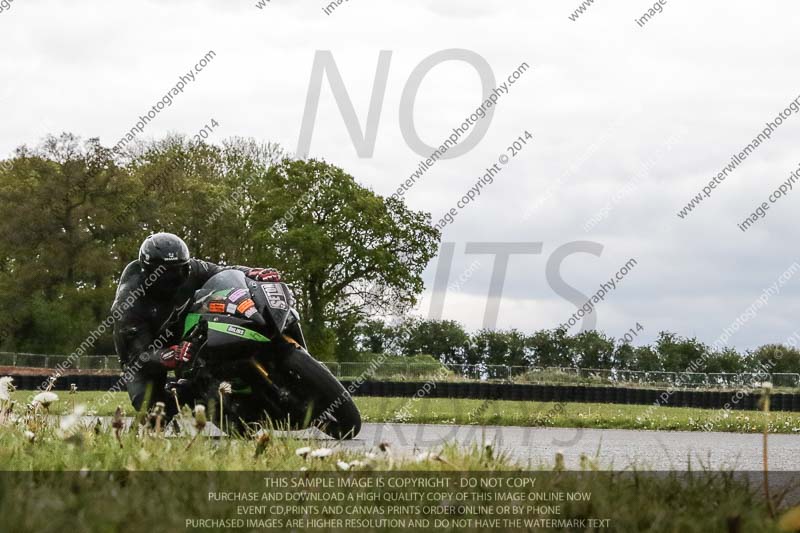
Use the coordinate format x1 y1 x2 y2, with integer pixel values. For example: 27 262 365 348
228 288 248 302
261 283 288 310
206 321 269 342
208 301 225 313
236 299 255 314
226 303 237 315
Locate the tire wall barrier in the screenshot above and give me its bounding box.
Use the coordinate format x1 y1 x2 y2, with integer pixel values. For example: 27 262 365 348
8 374 800 412
341 380 800 412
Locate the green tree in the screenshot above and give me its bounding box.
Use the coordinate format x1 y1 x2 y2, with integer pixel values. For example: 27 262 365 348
124 135 284 263
613 342 636 370
632 345 662 372
468 329 529 366
570 330 615 369
247 159 440 360
355 318 403 355
655 332 709 372
525 328 573 368
467 329 529 379
703 348 746 374
399 318 470 365
0 134 134 353
746 344 800 374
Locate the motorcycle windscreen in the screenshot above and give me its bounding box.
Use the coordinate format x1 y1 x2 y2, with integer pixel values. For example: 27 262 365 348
190 270 250 313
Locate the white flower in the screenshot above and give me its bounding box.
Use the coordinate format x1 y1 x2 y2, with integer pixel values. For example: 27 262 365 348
218 382 232 395
415 451 437 463
309 448 333 459
295 446 312 458
336 461 351 471
59 404 87 433
0 377 14 402
24 430 35 443
32 391 59 408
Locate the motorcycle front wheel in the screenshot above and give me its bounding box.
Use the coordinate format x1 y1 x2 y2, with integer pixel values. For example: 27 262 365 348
252 345 362 440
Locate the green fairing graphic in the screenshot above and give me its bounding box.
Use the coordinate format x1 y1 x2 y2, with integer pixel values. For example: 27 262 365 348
183 312 269 343
208 322 270 343
183 312 202 335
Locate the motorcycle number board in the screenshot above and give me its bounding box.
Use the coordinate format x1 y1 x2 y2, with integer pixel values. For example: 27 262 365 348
261 283 288 310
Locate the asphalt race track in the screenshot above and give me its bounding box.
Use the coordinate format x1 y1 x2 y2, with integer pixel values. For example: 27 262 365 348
333 423 800 471
60 417 800 470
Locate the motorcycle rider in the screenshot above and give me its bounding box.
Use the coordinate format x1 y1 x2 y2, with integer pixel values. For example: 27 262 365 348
112 232 281 416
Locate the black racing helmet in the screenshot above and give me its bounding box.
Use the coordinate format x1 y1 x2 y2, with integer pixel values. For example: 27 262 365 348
139 232 190 293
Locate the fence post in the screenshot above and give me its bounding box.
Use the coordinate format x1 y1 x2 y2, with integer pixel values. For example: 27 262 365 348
104 356 108 371
12 353 16 367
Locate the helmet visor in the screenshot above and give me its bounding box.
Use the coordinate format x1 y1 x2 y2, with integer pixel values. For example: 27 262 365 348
147 262 190 292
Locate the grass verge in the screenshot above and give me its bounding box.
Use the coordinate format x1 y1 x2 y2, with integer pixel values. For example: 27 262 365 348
10 391 800 434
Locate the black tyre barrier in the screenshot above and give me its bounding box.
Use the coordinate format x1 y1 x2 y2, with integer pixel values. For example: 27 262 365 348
689 390 701 407
633 389 655 405
587 387 602 404
9 373 800 412
741 393 756 411
569 386 583 403
772 394 784 411
510 384 523 401
615 387 627 404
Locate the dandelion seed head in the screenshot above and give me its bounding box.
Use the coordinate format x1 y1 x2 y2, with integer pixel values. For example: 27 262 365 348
310 448 333 459
33 391 59 407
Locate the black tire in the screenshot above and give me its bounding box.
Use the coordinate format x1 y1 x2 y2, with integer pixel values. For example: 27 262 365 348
276 347 361 439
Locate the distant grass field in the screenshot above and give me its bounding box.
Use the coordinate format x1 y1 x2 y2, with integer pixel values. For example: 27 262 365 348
10 391 800 434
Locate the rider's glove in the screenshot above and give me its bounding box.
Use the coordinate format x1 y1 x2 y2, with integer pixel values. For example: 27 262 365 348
160 341 194 369
246 268 281 282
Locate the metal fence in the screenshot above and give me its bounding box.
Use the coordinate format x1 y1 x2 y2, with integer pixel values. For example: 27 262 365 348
317 363 800 389
1 351 798 389
0 352 122 372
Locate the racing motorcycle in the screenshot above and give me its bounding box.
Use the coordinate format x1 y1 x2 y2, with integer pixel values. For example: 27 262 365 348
172 269 360 439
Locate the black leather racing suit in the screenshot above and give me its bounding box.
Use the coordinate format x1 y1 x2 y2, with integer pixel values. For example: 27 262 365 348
111 258 256 414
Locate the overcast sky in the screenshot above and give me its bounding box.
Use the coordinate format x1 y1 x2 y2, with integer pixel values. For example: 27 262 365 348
2 0 799 351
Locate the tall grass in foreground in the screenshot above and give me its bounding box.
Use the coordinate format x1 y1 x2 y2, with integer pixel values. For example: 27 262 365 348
0 406 798 531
